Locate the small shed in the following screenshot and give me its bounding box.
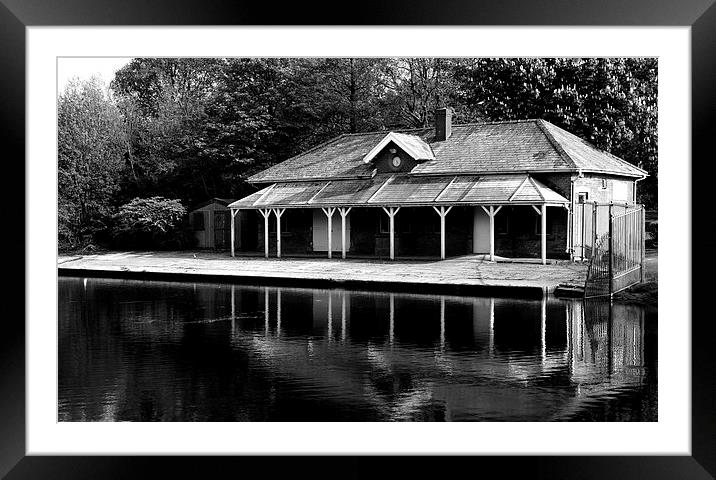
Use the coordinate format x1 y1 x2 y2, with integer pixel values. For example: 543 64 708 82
188 198 236 249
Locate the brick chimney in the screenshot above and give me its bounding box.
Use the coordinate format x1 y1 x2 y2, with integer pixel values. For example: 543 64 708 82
434 107 453 141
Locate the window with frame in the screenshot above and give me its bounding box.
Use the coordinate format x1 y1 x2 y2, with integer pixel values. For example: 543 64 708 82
577 192 589 203
600 178 608 189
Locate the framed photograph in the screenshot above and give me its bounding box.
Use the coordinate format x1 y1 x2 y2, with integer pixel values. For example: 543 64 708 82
4 0 713 477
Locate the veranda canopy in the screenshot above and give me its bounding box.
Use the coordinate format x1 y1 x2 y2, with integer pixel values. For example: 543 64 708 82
228 174 569 210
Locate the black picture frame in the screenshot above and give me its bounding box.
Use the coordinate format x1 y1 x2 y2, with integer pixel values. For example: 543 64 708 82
2 1 713 478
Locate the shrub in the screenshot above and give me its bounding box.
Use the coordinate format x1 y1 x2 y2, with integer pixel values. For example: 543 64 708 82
112 197 192 249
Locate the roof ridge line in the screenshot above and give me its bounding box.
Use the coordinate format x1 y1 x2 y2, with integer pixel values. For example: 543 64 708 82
252 183 276 207
366 174 396 203
434 176 459 202
542 120 648 176
528 175 546 201
340 119 546 137
535 119 578 170
509 175 531 201
307 181 332 204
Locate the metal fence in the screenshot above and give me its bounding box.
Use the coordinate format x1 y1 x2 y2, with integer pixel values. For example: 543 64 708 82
584 204 645 299
573 201 637 261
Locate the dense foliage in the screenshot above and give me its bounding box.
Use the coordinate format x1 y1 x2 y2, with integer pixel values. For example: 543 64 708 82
58 78 126 248
112 197 191 249
58 58 658 250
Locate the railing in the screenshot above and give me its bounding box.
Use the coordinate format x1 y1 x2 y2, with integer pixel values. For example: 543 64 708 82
584 204 645 299
584 233 611 298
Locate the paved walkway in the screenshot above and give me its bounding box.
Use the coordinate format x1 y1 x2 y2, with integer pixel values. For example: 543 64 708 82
58 251 588 295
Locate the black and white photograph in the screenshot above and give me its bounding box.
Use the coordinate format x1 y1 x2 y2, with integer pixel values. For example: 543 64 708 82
3 6 709 473
56 56 658 423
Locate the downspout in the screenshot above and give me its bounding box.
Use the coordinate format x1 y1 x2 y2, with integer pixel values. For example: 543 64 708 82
633 176 645 204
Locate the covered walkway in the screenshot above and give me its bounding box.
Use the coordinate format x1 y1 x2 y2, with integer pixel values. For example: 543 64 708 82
229 173 570 265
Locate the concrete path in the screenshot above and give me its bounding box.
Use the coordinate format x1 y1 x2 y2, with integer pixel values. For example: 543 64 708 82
58 251 588 295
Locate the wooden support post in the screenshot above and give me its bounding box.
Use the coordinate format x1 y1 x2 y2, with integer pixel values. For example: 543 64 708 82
640 206 646 283
259 209 271 258
382 207 401 260
272 208 285 258
541 204 547 265
338 207 352 259
230 209 238 257
580 202 586 260
432 206 453 260
488 206 495 261
481 205 502 262
322 207 336 259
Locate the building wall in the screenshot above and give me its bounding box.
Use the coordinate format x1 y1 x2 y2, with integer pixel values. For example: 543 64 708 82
375 207 473 257
373 142 419 174
493 205 569 259
246 171 638 260
574 174 635 204
473 207 490 253
256 209 313 255
348 209 378 254
250 205 569 259
533 172 638 259
312 209 350 252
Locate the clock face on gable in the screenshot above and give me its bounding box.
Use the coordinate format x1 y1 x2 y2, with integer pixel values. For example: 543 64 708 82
391 156 402 168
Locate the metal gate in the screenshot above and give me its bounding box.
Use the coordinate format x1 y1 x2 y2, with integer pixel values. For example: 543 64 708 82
584 204 645 299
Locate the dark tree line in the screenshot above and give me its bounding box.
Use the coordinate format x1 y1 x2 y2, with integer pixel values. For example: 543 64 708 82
57 57 657 250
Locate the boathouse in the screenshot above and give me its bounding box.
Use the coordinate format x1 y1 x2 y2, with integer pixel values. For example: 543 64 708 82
228 108 647 263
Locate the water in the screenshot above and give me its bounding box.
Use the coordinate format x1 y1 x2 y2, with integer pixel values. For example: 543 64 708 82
58 277 657 422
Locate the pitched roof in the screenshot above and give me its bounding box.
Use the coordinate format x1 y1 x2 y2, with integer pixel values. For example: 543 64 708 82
190 197 236 210
228 174 568 209
538 120 648 176
362 131 435 163
247 120 647 184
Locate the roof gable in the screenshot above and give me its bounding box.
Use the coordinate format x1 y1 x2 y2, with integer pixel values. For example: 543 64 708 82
362 131 435 164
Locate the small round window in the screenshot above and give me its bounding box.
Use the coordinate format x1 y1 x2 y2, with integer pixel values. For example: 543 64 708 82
391 156 402 168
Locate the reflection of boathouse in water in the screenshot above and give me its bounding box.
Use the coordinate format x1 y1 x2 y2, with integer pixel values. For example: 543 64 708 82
60 278 649 422
225 286 646 421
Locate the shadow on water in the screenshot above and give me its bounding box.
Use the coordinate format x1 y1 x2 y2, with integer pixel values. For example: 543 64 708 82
58 277 656 422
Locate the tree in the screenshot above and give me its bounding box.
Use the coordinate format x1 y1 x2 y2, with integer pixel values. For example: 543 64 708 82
379 58 474 128
451 58 658 207
58 77 126 248
111 58 222 204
